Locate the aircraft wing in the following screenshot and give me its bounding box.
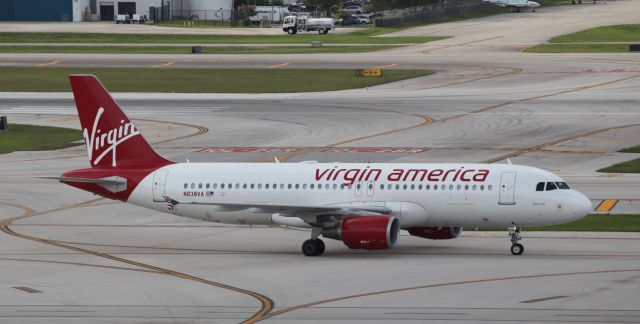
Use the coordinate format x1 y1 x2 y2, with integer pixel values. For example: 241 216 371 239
168 198 392 216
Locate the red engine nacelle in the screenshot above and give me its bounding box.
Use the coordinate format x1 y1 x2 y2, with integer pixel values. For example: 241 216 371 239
407 226 463 240
323 215 400 250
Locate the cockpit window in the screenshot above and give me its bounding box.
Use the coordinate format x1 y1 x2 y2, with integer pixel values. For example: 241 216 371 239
546 182 557 191
536 182 544 191
556 182 570 190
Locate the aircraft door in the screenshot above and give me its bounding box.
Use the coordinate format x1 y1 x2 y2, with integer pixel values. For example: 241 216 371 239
499 172 516 205
354 181 362 198
366 180 375 197
152 170 169 202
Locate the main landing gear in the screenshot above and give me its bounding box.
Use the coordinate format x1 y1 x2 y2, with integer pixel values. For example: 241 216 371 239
508 225 524 255
302 227 325 256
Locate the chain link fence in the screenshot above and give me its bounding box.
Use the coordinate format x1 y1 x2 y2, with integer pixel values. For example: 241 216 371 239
150 5 239 26
375 0 492 27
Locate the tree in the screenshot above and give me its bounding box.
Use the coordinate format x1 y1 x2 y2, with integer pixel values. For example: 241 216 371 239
238 5 256 26
306 0 340 16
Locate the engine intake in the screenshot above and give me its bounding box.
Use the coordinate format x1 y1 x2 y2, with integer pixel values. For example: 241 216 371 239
323 215 400 250
408 226 463 240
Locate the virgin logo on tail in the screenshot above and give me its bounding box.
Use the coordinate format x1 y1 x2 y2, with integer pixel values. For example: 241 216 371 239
83 107 140 167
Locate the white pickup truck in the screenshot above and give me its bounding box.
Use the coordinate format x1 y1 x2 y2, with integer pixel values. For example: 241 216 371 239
282 16 335 34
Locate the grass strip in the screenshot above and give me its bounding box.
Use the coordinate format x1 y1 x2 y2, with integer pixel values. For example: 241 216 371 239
0 67 432 93
0 124 82 154
0 29 444 45
550 24 640 43
156 20 233 28
526 24 640 53
525 43 630 53
619 145 640 153
527 214 640 232
598 158 640 173
0 45 399 54
478 214 640 232
597 144 640 173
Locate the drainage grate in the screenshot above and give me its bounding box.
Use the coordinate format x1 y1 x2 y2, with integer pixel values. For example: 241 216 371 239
13 286 42 294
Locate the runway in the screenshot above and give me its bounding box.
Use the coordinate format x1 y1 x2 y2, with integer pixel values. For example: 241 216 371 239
1 1 640 323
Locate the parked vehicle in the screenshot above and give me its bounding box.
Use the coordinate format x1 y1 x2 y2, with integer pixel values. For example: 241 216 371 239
282 15 335 34
339 16 362 25
130 14 146 23
115 14 147 24
288 4 306 12
353 15 371 24
115 14 128 23
344 6 363 14
250 6 290 24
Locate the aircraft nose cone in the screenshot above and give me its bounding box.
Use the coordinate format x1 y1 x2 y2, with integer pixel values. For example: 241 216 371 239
574 192 593 218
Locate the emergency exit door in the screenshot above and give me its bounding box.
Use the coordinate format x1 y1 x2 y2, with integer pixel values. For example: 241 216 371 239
499 172 516 205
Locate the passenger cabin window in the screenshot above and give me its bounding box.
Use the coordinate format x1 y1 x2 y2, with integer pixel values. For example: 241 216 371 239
536 182 545 191
546 182 557 191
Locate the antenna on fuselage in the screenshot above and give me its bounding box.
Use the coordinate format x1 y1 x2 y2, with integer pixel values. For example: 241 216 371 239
506 158 512 165
274 156 281 163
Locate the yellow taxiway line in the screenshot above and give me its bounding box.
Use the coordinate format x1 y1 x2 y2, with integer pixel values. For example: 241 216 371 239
268 62 290 69
152 61 176 68
36 60 61 67
373 63 399 69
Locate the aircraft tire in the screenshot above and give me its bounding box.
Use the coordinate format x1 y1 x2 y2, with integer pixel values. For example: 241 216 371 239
317 239 325 255
302 239 324 256
511 243 524 255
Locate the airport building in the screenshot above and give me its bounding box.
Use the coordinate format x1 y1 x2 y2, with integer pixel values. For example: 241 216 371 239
0 0 232 22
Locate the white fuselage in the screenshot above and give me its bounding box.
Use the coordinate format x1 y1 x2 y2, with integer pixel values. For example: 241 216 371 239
129 162 591 229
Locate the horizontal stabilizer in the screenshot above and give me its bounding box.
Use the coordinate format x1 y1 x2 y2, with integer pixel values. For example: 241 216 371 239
40 176 127 193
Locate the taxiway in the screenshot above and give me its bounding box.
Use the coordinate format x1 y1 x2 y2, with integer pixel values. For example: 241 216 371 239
1 1 639 323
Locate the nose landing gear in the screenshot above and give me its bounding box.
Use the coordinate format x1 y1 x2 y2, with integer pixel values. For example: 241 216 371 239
508 225 524 255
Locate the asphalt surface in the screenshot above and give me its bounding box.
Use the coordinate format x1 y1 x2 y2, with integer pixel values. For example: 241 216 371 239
1 1 640 323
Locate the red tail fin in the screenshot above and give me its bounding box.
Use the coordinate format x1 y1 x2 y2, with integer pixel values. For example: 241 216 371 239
70 75 171 169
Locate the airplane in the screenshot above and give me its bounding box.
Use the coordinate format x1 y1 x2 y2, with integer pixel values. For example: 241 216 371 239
52 75 592 257
484 0 541 12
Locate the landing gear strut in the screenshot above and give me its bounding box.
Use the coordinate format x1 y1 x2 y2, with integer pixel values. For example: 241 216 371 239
508 225 524 255
302 227 325 256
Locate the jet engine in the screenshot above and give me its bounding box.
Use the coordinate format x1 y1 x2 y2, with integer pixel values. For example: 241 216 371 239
323 215 400 250
407 226 463 240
